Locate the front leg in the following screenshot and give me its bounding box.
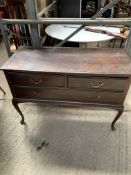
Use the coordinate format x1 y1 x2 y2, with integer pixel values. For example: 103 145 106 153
12 99 26 125
111 106 124 131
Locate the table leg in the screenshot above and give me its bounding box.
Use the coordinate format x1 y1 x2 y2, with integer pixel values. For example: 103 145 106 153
12 99 26 125
0 86 6 95
111 106 124 131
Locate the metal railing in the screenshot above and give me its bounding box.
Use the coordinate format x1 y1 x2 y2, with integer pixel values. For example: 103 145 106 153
0 0 131 57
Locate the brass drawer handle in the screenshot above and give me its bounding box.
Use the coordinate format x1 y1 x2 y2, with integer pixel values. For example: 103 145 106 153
91 82 104 88
31 79 43 85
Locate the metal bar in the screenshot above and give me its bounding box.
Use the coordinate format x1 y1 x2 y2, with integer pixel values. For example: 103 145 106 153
92 0 119 19
125 28 131 57
26 0 41 48
1 18 131 25
55 0 120 48
37 1 56 18
97 0 101 11
54 25 84 48
53 0 58 17
0 21 12 57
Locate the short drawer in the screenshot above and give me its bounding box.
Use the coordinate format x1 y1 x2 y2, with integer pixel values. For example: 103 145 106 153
7 72 65 87
14 87 124 104
68 76 129 91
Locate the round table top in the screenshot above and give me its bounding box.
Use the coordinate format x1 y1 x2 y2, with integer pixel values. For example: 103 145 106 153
45 24 120 43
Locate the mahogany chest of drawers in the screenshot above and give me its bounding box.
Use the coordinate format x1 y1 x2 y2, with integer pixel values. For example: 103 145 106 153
1 47 131 130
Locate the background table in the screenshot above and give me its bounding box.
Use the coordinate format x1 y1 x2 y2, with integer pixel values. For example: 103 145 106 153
45 24 120 47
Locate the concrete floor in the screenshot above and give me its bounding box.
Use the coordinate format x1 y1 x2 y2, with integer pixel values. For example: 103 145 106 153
0 41 131 175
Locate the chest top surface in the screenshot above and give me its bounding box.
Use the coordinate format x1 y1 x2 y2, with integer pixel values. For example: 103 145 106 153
1 47 131 76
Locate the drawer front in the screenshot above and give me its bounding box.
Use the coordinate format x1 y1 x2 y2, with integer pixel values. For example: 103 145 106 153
7 72 65 87
68 76 128 91
14 87 124 104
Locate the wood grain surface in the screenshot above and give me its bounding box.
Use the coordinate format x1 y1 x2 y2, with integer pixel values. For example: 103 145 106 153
1 47 131 76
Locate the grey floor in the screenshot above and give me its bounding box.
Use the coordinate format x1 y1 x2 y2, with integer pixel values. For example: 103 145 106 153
0 41 131 175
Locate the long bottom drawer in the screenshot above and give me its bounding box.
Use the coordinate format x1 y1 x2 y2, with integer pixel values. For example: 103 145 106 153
13 87 124 104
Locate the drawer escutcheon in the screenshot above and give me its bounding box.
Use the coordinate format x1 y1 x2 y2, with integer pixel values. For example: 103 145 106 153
87 95 101 100
33 91 41 96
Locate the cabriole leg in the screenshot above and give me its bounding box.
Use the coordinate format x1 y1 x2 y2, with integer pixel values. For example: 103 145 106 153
111 106 124 131
12 99 26 125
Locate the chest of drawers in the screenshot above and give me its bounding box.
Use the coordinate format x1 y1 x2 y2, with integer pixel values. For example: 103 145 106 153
1 47 131 130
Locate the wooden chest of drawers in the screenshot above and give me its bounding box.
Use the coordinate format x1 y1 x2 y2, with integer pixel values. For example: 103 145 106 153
1 47 131 130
